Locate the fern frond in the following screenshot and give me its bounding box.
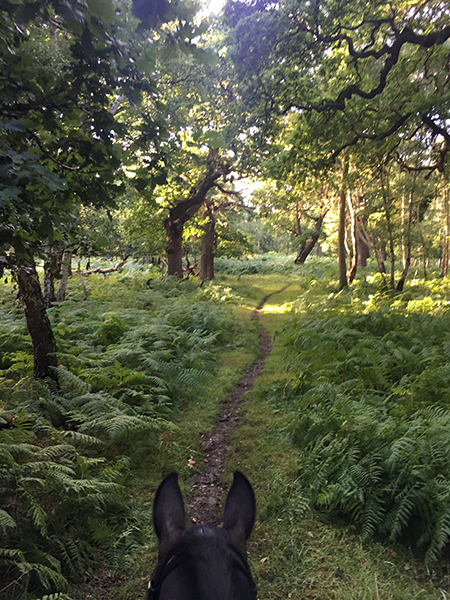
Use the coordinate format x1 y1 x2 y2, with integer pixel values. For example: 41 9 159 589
0 508 16 532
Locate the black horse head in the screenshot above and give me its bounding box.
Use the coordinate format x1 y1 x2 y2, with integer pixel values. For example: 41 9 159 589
147 471 257 600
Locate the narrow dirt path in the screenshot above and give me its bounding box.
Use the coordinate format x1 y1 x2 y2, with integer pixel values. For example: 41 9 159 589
189 284 291 524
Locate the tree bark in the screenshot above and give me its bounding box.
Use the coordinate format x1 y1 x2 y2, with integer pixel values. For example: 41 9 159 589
43 248 59 309
295 210 328 264
381 170 395 290
294 203 302 236
397 174 415 291
346 192 358 284
338 186 347 290
441 187 449 278
56 251 72 301
165 218 184 277
356 224 370 267
200 204 215 281
378 240 387 273
401 189 406 268
16 262 58 380
165 165 229 277
416 199 427 278
293 203 307 259
355 192 370 267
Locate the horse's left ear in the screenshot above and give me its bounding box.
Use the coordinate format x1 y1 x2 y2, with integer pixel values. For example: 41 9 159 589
153 472 185 554
223 471 256 554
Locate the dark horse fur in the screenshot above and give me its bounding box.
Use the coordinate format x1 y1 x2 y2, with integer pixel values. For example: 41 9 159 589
147 471 257 600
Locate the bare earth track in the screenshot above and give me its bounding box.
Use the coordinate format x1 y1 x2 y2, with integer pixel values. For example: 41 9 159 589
189 284 291 524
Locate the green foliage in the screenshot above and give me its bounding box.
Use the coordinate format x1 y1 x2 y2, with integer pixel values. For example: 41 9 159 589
0 273 238 599
0 406 139 600
271 277 450 560
215 223 254 258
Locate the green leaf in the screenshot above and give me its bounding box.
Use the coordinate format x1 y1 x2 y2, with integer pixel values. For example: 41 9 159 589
203 130 224 149
86 0 115 24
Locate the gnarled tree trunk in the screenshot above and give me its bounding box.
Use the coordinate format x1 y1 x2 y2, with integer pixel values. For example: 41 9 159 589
295 210 328 264
165 218 184 277
16 262 58 380
165 165 230 277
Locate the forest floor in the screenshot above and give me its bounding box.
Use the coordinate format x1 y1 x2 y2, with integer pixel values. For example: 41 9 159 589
65 270 450 600
71 281 292 600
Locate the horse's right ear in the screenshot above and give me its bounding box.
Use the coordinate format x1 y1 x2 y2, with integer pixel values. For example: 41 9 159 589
223 471 256 555
153 471 185 551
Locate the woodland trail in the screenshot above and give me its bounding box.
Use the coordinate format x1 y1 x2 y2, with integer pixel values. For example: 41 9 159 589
189 283 291 524
71 284 291 600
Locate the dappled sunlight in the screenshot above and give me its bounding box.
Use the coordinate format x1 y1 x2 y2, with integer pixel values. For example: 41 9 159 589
259 302 293 314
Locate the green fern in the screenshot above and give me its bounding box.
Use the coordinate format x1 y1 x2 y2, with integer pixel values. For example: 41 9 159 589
282 291 450 561
0 271 239 599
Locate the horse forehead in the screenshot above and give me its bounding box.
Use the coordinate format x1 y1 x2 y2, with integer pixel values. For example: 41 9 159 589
170 526 246 600
181 524 234 562
159 525 255 600
184 524 230 543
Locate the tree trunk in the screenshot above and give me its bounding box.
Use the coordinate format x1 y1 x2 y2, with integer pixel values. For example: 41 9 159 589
356 216 370 268
356 227 370 267
43 248 59 309
165 217 184 277
165 165 229 277
56 251 72 302
346 192 358 284
354 192 369 267
338 186 347 290
378 240 387 273
401 190 406 268
294 203 307 259
416 194 427 278
397 174 415 291
359 221 388 288
441 187 449 278
16 262 58 380
200 205 215 281
294 203 302 236
381 170 395 290
295 210 328 264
